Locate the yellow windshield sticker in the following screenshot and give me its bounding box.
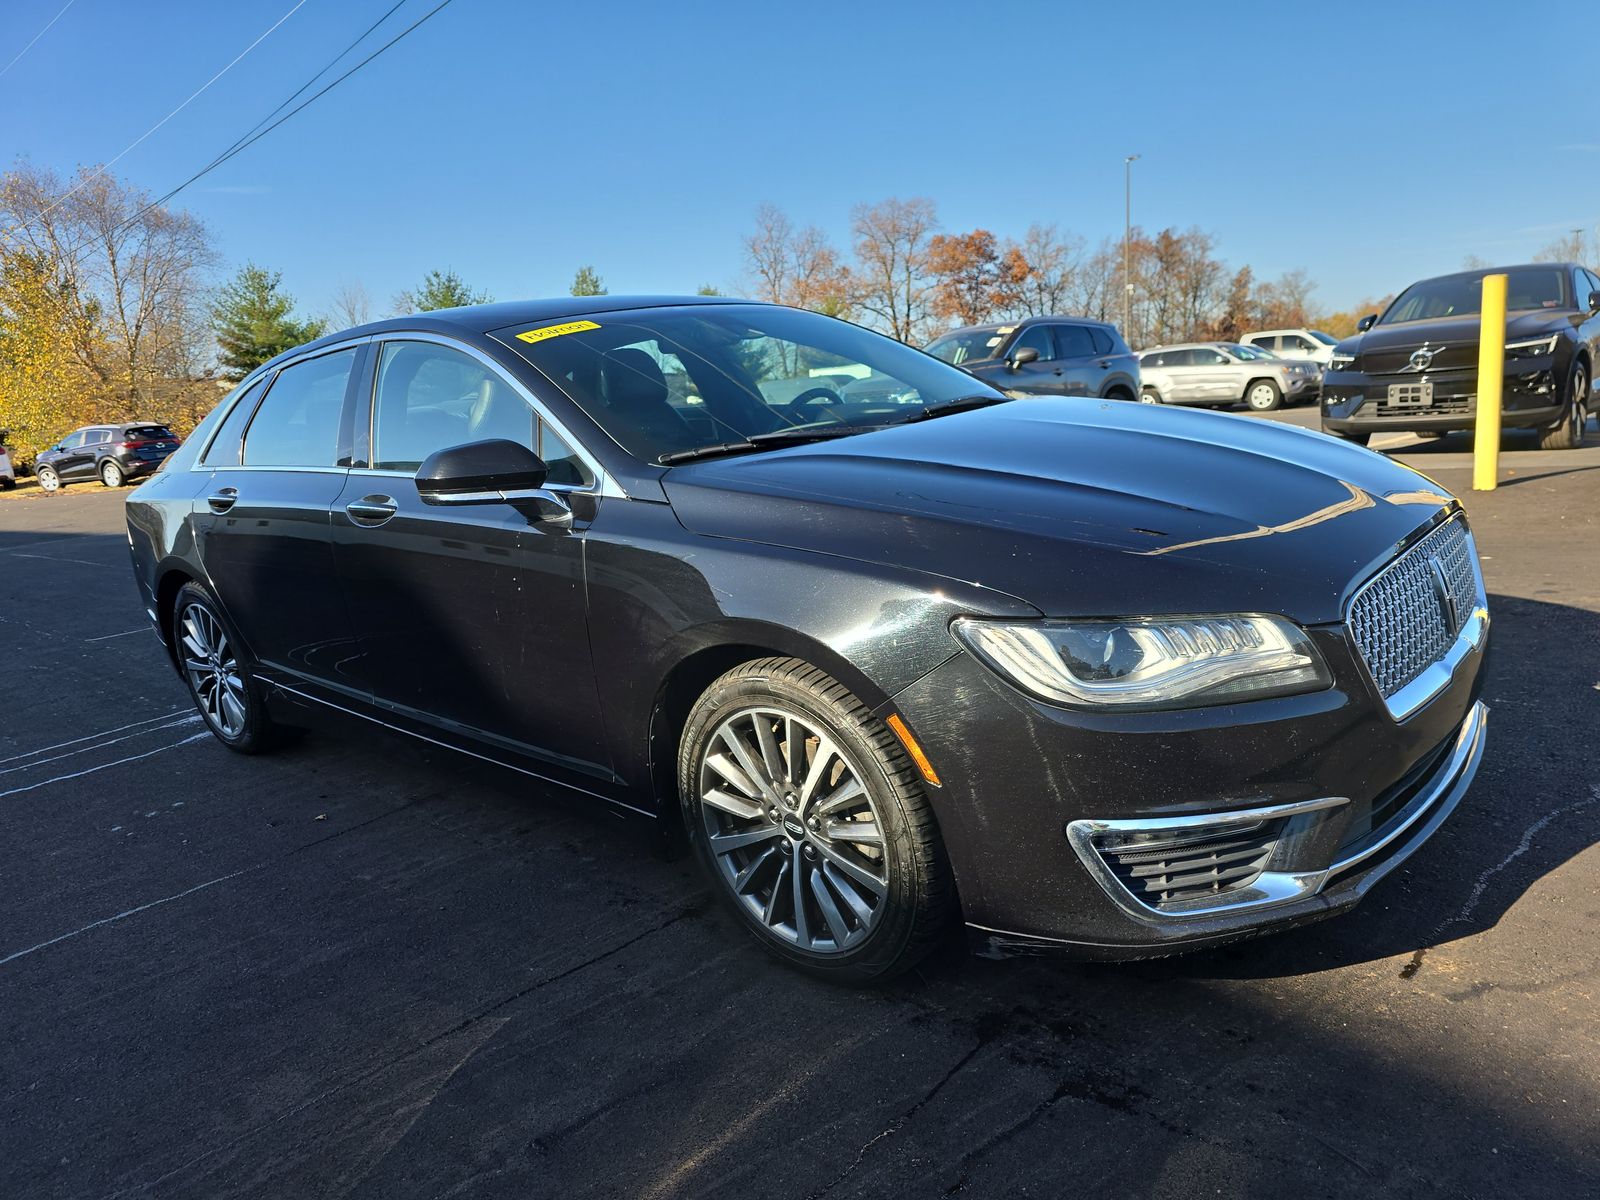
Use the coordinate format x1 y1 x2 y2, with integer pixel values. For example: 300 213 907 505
515 319 600 344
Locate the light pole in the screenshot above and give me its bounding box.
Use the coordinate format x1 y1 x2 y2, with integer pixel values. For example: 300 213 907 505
1123 154 1140 339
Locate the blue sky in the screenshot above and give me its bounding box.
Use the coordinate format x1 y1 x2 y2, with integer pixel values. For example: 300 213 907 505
4 0 1596 321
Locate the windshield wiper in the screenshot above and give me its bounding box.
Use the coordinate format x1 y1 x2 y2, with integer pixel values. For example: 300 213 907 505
657 425 865 466
894 393 1013 424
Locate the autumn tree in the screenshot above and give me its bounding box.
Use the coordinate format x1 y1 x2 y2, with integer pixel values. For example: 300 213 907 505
0 248 99 460
1004 224 1082 318
850 197 938 343
571 265 607 296
396 268 491 313
1533 230 1593 264
211 263 325 380
329 279 373 329
742 204 851 317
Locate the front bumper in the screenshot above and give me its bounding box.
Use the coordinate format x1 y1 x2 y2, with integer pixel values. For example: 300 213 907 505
1321 362 1563 433
887 615 1487 958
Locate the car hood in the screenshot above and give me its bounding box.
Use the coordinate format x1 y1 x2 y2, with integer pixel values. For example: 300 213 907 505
1346 310 1573 354
662 398 1456 625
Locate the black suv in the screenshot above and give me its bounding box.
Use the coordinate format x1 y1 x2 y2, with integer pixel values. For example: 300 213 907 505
34 422 182 492
1322 263 1599 449
925 316 1141 401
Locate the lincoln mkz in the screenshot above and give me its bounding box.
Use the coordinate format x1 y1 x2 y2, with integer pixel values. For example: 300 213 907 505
125 297 1489 981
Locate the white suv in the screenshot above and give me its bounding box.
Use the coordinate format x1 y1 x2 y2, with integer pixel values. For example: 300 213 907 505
0 432 16 490
1239 329 1340 367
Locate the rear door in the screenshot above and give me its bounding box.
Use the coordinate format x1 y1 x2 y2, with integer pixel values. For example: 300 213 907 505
1160 349 1202 401
192 344 364 692
331 335 611 780
1048 323 1105 396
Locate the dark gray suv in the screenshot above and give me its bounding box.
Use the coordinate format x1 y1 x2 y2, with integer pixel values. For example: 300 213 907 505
925 316 1140 401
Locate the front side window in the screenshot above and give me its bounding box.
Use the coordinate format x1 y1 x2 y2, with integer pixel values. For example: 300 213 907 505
243 348 355 467
499 304 1007 465
1009 325 1055 361
373 342 534 471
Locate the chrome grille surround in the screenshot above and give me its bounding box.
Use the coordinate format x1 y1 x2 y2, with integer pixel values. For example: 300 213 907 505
1347 515 1487 719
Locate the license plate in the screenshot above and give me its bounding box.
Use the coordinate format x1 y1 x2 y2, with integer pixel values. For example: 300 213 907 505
1386 381 1433 409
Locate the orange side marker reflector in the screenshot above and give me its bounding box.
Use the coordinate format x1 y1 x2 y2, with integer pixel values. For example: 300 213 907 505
887 713 942 787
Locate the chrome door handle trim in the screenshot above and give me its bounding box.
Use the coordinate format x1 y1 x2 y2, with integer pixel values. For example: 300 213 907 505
207 488 238 513
345 495 398 525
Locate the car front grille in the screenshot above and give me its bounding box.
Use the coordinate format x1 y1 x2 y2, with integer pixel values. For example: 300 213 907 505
1097 823 1280 908
1348 517 1478 700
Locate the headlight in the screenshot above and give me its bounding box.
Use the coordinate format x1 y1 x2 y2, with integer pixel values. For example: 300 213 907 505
1504 334 1557 359
1329 352 1357 370
951 614 1332 710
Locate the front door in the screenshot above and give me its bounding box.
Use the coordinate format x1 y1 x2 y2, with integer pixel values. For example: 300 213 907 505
192 345 363 692
331 337 611 781
1000 325 1068 395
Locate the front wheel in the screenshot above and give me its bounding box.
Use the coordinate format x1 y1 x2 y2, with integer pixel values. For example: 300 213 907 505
1246 380 1283 411
36 465 61 493
100 460 125 488
1139 388 1162 404
1538 361 1588 450
679 658 953 983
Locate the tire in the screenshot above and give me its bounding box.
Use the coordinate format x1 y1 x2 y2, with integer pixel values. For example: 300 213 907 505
679 657 953 983
1538 360 1588 451
36 465 61 493
1245 380 1283 411
1416 431 1445 440
0 477 14 490
1139 388 1162 404
1329 429 1371 447
100 460 125 488
172 581 289 754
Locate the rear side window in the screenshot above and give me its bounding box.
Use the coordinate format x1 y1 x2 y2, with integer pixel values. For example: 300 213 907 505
243 349 356 467
1054 324 1097 358
202 379 268 466
87 427 113 444
1088 327 1113 355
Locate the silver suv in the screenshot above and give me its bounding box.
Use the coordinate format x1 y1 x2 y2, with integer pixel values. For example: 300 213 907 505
1138 343 1319 411
1239 328 1341 367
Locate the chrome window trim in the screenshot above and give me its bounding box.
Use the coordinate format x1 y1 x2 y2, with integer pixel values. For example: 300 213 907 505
1344 513 1489 721
365 331 622 499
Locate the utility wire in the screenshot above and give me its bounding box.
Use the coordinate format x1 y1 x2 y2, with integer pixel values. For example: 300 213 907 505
120 0 456 232
199 0 410 178
0 0 77 81
13 0 310 234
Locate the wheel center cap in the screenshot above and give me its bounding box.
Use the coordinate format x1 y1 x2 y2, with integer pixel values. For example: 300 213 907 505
782 815 805 840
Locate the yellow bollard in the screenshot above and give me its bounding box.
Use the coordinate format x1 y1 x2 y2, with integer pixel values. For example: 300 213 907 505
1473 273 1507 491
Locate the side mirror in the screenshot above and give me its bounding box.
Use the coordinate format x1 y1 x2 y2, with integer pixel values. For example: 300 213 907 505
1589 289 1600 313
1007 346 1040 371
1357 314 1377 332
415 438 570 521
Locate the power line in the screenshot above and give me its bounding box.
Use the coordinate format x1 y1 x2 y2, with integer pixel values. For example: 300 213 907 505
14 0 310 234
200 0 410 178
121 0 457 231
0 0 77 81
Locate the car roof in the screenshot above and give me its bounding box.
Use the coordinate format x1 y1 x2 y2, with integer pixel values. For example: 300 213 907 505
934 314 1112 339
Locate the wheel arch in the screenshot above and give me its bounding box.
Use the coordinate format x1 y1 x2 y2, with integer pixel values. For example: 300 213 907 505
154 564 199 671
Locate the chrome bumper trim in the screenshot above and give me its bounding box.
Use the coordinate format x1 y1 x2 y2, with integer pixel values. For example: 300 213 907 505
1066 700 1488 926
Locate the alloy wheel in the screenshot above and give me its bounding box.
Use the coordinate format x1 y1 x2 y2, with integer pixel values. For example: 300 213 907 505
697 705 888 954
179 601 248 738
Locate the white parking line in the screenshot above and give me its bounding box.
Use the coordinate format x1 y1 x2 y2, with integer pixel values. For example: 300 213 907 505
0 709 190 766
0 731 210 800
0 865 257 968
9 551 108 567
85 627 151 642
0 715 200 777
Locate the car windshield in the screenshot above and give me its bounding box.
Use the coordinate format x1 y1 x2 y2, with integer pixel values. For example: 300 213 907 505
500 304 1005 464
1381 267 1571 324
924 327 1006 365
1229 344 1276 360
1309 330 1338 345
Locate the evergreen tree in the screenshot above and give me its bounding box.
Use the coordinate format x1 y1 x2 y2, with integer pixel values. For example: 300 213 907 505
570 265 607 297
401 268 491 312
210 264 324 381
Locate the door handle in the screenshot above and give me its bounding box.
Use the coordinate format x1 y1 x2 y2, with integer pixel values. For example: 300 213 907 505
207 487 238 513
345 495 398 526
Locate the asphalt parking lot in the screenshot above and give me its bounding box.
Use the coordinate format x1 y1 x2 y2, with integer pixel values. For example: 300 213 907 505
2 420 1597 1199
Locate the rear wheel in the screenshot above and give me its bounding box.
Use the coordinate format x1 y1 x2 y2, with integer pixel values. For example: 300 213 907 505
36 465 60 492
679 657 953 983
100 460 125 488
1538 360 1588 450
173 582 289 754
1139 387 1162 404
1246 380 1283 411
